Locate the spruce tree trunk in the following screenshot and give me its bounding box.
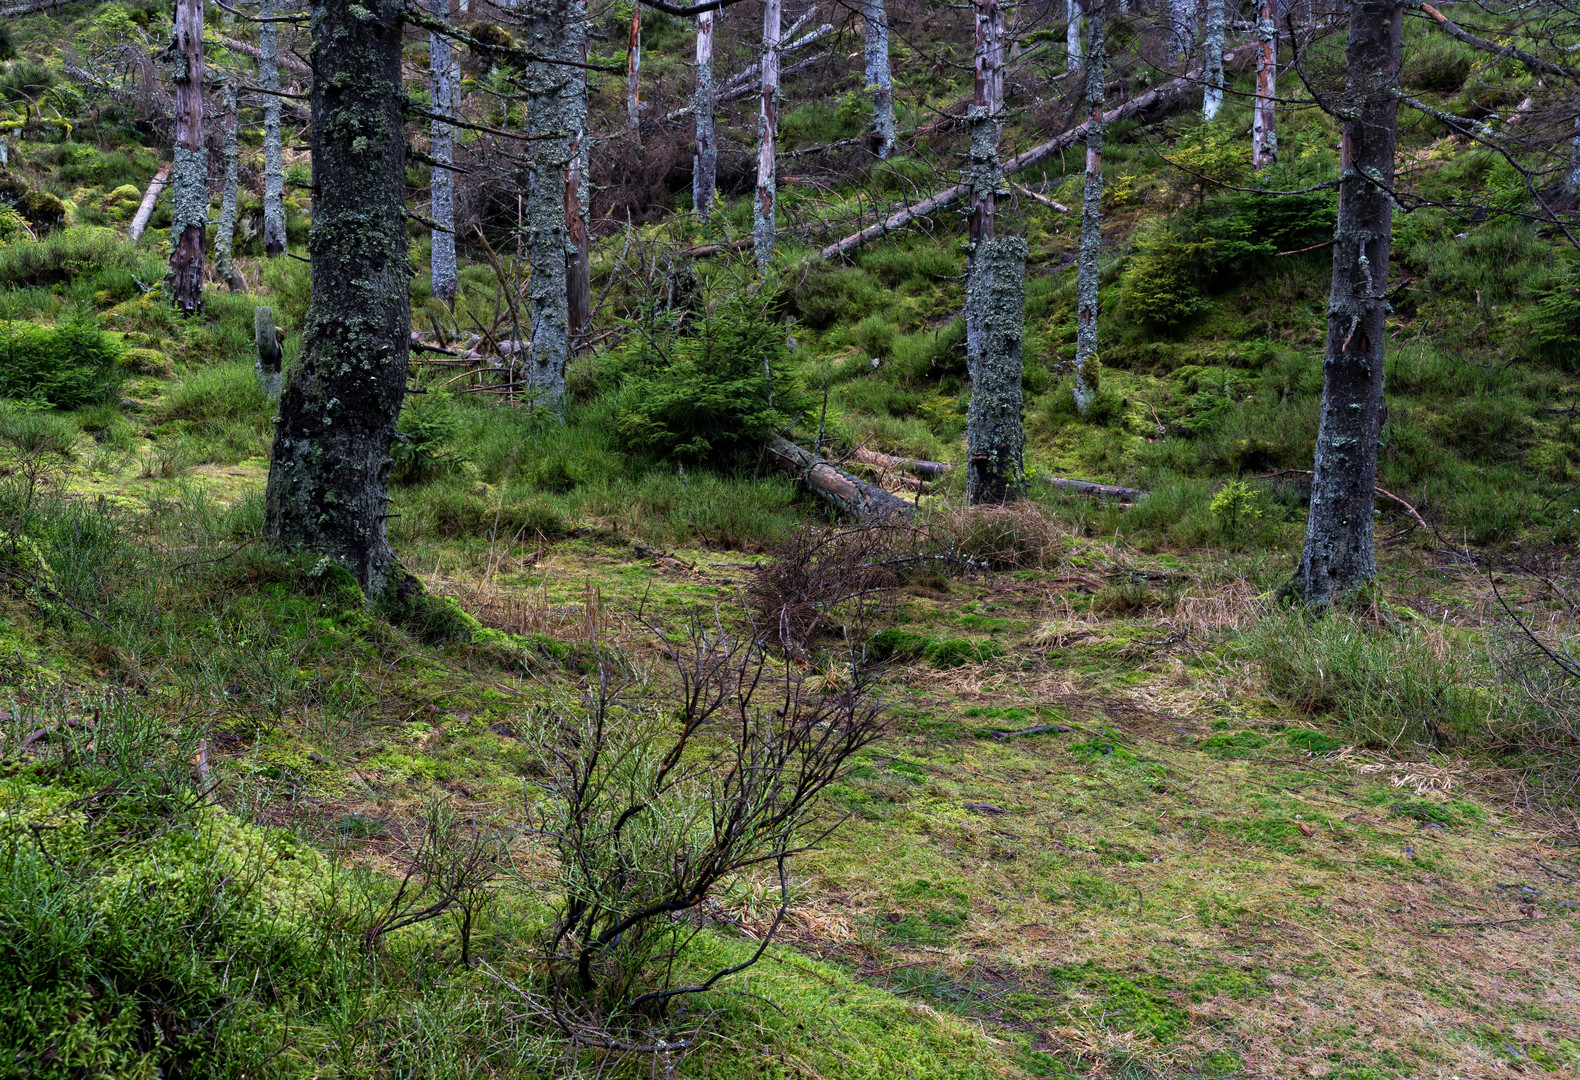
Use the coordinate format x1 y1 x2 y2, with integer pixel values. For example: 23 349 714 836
1168 0 1196 61
965 0 1004 365
1073 14 1105 417
1066 0 1081 69
263 0 411 598
693 10 716 217
261 0 287 256
429 0 457 304
862 0 895 159
1202 0 1225 119
1253 0 1278 169
627 3 642 145
1290 0 1402 607
168 0 205 315
753 0 781 268
565 0 592 350
215 79 244 292
966 236 1026 505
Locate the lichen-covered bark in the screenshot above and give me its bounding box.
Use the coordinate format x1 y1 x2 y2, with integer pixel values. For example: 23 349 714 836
1253 0 1278 169
1073 15 1105 418
255 304 283 399
966 236 1026 505
753 0 781 268
260 0 286 257
862 0 895 159
518 0 584 406
1065 0 1080 69
1290 0 1402 607
263 0 410 598
167 0 205 315
566 0 591 349
627 3 641 145
1168 0 1196 61
964 0 1005 365
215 79 244 292
429 0 457 304
1202 0 1225 120
693 10 716 217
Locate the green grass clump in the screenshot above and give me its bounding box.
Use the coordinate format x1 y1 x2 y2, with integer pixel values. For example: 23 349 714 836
0 317 123 407
868 628 1006 668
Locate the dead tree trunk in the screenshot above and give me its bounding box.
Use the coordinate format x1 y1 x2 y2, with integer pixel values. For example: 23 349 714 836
263 0 411 598
694 9 716 217
966 236 1026 505
1289 0 1402 607
1202 0 1225 119
128 165 170 241
429 0 457 304
627 3 642 144
1073 13 1105 417
753 0 781 268
965 0 1005 365
565 0 592 350
1066 0 1081 68
862 0 895 159
215 79 244 292
1253 0 1278 169
261 0 287 256
168 0 205 315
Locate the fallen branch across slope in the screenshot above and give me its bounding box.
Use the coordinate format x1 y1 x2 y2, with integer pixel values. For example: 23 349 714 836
769 439 914 520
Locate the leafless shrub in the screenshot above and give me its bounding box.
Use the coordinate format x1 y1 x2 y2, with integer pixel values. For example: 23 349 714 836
1490 589 1580 804
529 612 884 1033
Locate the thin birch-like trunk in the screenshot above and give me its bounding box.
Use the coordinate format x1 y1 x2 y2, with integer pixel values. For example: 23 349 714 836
627 3 641 144
261 0 286 256
1253 0 1278 169
429 0 457 304
965 0 1005 364
965 236 1027 505
1073 14 1105 417
694 10 716 217
215 79 244 292
1066 0 1081 68
1202 0 1225 119
1290 0 1402 606
753 0 782 268
168 0 205 315
862 0 895 158
1169 0 1196 61
566 0 591 348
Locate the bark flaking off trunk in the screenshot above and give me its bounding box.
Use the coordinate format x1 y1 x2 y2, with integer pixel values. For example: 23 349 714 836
429 0 457 304
693 10 716 217
1073 14 1105 417
263 0 410 599
261 0 287 256
215 79 244 291
1290 0 1402 607
168 0 205 315
862 0 895 159
753 0 781 269
1253 0 1278 169
966 235 1027 505
1202 0 1225 120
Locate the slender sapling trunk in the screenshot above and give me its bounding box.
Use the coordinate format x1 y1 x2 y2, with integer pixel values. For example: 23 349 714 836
753 0 782 268
1073 12 1104 416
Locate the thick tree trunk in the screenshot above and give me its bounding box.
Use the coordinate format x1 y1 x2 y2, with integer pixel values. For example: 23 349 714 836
627 3 642 144
1202 0 1225 119
1073 15 1105 417
753 0 781 268
1066 0 1080 69
128 164 170 241
430 0 457 304
215 79 244 292
263 0 411 598
966 236 1026 505
1289 0 1402 607
168 0 205 316
862 0 895 159
565 0 592 350
1253 0 1278 169
693 10 716 217
261 0 287 256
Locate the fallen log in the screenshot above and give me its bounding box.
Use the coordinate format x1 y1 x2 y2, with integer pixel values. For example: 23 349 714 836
821 47 1251 260
850 447 952 480
1040 477 1149 502
127 165 171 242
768 438 913 520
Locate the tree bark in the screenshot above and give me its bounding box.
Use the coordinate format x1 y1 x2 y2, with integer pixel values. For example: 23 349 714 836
263 0 411 598
215 79 244 292
965 0 1005 366
768 438 913 520
168 0 206 316
1289 0 1402 607
565 0 592 350
693 9 716 217
429 0 457 304
1168 0 1196 61
1066 0 1080 69
753 0 781 268
862 0 895 159
255 305 283 399
1202 0 1225 120
1253 0 1278 169
1073 14 1104 417
261 0 287 256
128 165 170 242
966 236 1026 505
627 2 642 144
